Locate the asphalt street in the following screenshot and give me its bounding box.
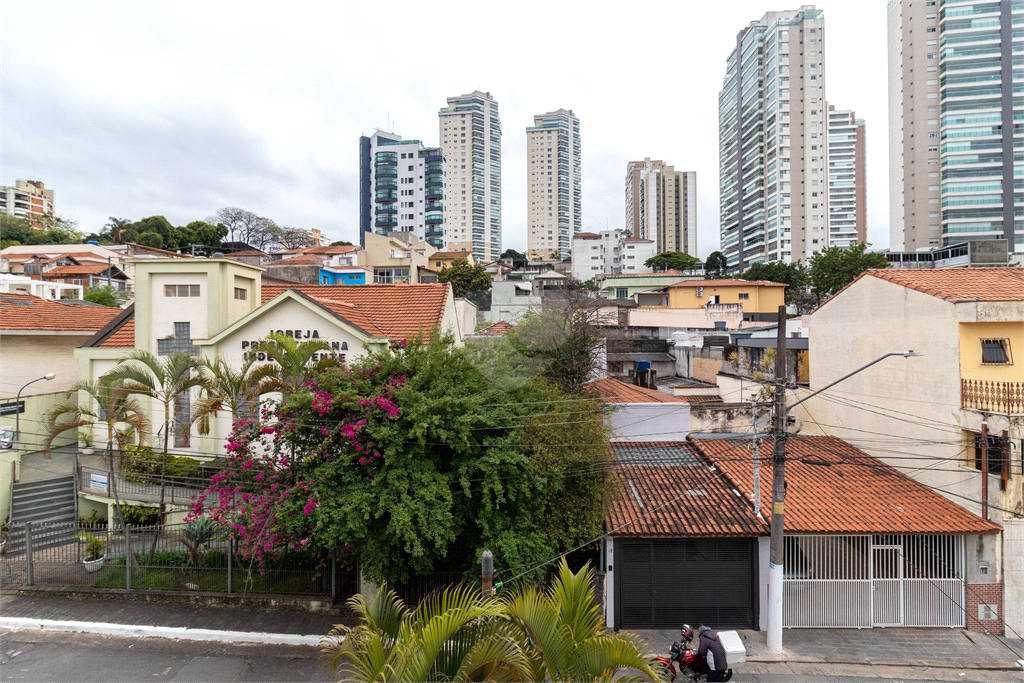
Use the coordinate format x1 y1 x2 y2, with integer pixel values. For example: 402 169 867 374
0 629 337 682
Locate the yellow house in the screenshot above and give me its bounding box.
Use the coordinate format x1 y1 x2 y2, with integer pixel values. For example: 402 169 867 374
430 251 476 270
667 279 787 319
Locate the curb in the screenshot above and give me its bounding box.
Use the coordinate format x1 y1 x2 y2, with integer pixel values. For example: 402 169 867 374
0 617 329 646
745 655 1022 671
11 586 345 614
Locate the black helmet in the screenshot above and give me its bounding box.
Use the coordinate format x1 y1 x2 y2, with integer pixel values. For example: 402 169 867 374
680 624 694 642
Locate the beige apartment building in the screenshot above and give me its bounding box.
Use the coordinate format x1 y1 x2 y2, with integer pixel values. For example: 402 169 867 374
826 105 867 247
526 109 581 260
1 180 55 220
624 158 696 256
439 91 502 262
887 0 941 252
718 6 828 269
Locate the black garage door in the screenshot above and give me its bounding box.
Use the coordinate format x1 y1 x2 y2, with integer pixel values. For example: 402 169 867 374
616 537 757 629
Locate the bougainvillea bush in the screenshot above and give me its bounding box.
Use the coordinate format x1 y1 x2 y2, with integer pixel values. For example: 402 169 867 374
191 334 610 584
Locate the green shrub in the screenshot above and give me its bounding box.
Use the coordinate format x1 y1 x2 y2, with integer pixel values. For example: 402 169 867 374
120 504 159 527
83 533 105 561
121 445 225 486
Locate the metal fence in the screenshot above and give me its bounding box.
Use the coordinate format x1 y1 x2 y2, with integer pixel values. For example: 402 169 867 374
783 534 966 628
78 467 208 507
1 521 356 598
961 378 1024 414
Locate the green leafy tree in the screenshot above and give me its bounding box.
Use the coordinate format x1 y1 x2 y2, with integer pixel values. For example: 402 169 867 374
438 260 492 297
807 243 889 301
179 220 227 249
500 248 528 270
512 296 605 395
1 214 33 247
1 214 85 246
107 351 205 560
330 240 353 247
644 251 701 272
705 251 729 279
199 335 611 586
83 285 120 307
137 231 164 249
321 559 658 682
279 226 312 250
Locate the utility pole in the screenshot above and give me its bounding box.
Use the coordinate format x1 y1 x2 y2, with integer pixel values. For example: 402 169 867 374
107 256 112 289
752 396 763 521
767 305 787 653
481 550 494 599
980 421 989 521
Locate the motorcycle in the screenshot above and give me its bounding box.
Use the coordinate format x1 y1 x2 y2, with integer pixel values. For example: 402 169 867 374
653 632 732 682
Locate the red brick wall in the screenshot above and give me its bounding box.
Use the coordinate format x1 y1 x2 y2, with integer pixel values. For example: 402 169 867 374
965 583 1003 635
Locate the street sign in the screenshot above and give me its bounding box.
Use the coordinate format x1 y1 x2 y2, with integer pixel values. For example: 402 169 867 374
89 472 108 493
0 400 25 416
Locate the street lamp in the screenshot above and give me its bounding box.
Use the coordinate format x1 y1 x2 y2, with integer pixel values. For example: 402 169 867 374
15 373 56 443
766 348 923 653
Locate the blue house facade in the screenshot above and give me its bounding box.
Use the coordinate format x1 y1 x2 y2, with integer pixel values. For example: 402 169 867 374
319 268 367 285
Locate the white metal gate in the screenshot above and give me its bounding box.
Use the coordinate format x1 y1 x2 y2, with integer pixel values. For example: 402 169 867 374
783 535 965 628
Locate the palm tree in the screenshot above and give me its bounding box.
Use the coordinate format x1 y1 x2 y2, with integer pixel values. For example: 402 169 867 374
43 377 151 528
104 217 133 245
321 560 659 682
191 356 279 435
321 583 532 682
106 350 204 562
251 331 333 397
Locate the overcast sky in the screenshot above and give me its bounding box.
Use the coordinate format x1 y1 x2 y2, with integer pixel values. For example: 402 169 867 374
2 1 891 256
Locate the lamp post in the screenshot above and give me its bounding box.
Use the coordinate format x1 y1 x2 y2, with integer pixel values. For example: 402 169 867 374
15 373 56 444
766 346 923 653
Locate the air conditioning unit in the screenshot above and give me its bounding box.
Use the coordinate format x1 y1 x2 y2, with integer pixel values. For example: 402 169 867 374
979 604 998 621
695 287 704 297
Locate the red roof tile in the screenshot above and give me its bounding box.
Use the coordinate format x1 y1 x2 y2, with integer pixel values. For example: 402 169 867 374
573 232 601 239
607 442 768 537
869 267 1022 303
585 377 691 403
691 435 1000 535
99 317 135 347
0 293 121 332
270 255 329 266
598 269 691 279
473 320 516 336
262 284 450 342
624 237 653 242
433 251 472 259
669 279 787 288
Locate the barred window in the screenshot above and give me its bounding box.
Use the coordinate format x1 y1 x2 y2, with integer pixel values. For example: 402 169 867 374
157 322 199 356
164 284 200 297
981 339 1010 364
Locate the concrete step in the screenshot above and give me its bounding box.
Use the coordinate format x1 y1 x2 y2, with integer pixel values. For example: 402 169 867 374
12 491 77 512
11 476 74 494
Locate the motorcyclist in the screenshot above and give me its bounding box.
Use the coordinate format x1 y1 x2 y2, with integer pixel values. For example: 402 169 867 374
697 625 731 682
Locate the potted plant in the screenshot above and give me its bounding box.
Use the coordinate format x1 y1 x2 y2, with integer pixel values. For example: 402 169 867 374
79 430 95 456
82 533 105 572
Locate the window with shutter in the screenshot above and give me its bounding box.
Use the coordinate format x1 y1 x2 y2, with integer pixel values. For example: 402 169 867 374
981 339 1010 364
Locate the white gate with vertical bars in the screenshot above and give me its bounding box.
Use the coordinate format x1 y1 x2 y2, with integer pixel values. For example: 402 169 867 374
783 535 965 628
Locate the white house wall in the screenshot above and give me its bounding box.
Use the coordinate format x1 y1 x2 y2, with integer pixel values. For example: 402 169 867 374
606 403 690 441
802 277 985 517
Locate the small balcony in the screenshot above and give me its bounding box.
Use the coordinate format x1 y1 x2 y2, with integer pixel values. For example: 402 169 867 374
961 379 1024 414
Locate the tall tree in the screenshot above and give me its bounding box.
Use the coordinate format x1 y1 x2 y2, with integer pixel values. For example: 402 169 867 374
437 260 492 298
705 251 729 279
191 356 280 435
43 377 151 528
250 331 332 397
512 294 605 395
179 220 227 249
645 251 701 272
279 226 313 250
500 248 528 270
107 351 204 561
807 243 889 301
103 217 134 245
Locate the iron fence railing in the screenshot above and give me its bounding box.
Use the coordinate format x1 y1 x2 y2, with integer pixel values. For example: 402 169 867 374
961 378 1024 414
78 466 208 506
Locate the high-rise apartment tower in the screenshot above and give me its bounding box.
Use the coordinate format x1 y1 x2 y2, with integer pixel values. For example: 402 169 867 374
624 159 697 256
888 0 1022 254
526 109 582 260
439 91 502 261
1 180 55 220
719 6 827 270
358 131 445 248
826 105 867 247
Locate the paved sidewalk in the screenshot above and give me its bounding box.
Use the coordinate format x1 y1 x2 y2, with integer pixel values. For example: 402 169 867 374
0 593 350 637
629 627 1024 671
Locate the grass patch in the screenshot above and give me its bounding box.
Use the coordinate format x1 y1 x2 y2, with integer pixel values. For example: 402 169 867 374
93 562 325 595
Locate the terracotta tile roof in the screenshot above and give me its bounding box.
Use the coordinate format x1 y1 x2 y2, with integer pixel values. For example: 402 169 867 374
868 267 1022 303
585 377 692 403
262 284 450 342
607 442 768 537
690 435 1000 535
0 293 121 332
624 237 654 242
269 254 329 266
82 304 136 348
573 232 601 239
226 250 268 257
473 320 516 336
432 251 472 259
42 264 121 277
669 279 787 288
